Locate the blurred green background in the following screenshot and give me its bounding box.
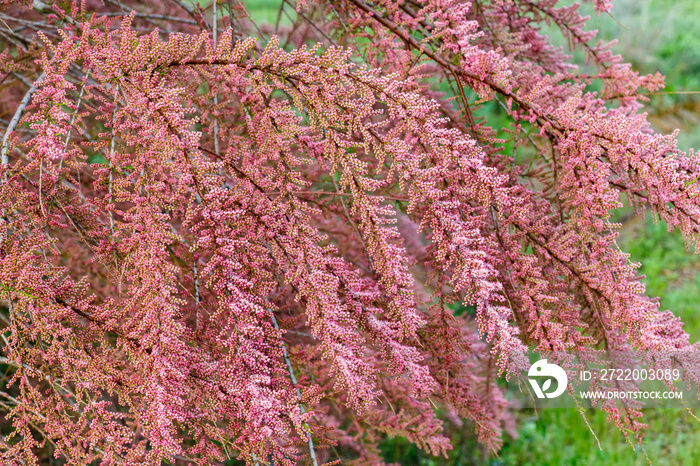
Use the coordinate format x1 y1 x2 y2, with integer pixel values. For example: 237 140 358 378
240 0 700 463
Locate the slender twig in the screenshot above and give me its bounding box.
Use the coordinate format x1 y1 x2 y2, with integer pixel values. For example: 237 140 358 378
58 70 90 172
1 72 45 178
325 160 375 270
269 311 319 466
228 0 236 46
1 72 45 227
100 11 197 24
213 0 221 161
283 0 335 45
169 0 212 29
107 84 119 237
275 0 284 36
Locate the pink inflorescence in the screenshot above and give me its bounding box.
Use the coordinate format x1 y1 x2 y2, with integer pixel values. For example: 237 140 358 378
0 0 696 464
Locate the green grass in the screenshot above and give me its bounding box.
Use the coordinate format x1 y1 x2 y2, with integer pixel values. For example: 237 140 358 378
380 406 700 466
496 408 700 466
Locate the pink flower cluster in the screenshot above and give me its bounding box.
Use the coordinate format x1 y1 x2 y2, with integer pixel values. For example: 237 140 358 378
0 0 695 464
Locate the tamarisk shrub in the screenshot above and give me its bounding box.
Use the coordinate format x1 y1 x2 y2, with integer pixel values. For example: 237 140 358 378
0 0 698 464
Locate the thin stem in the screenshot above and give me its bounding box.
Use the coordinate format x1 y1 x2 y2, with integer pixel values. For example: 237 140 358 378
195 2 219 331
107 84 120 237
169 0 212 29
283 0 335 45
100 11 197 24
228 0 236 46
326 160 375 270
269 311 318 466
213 0 221 165
1 72 45 178
58 70 90 172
